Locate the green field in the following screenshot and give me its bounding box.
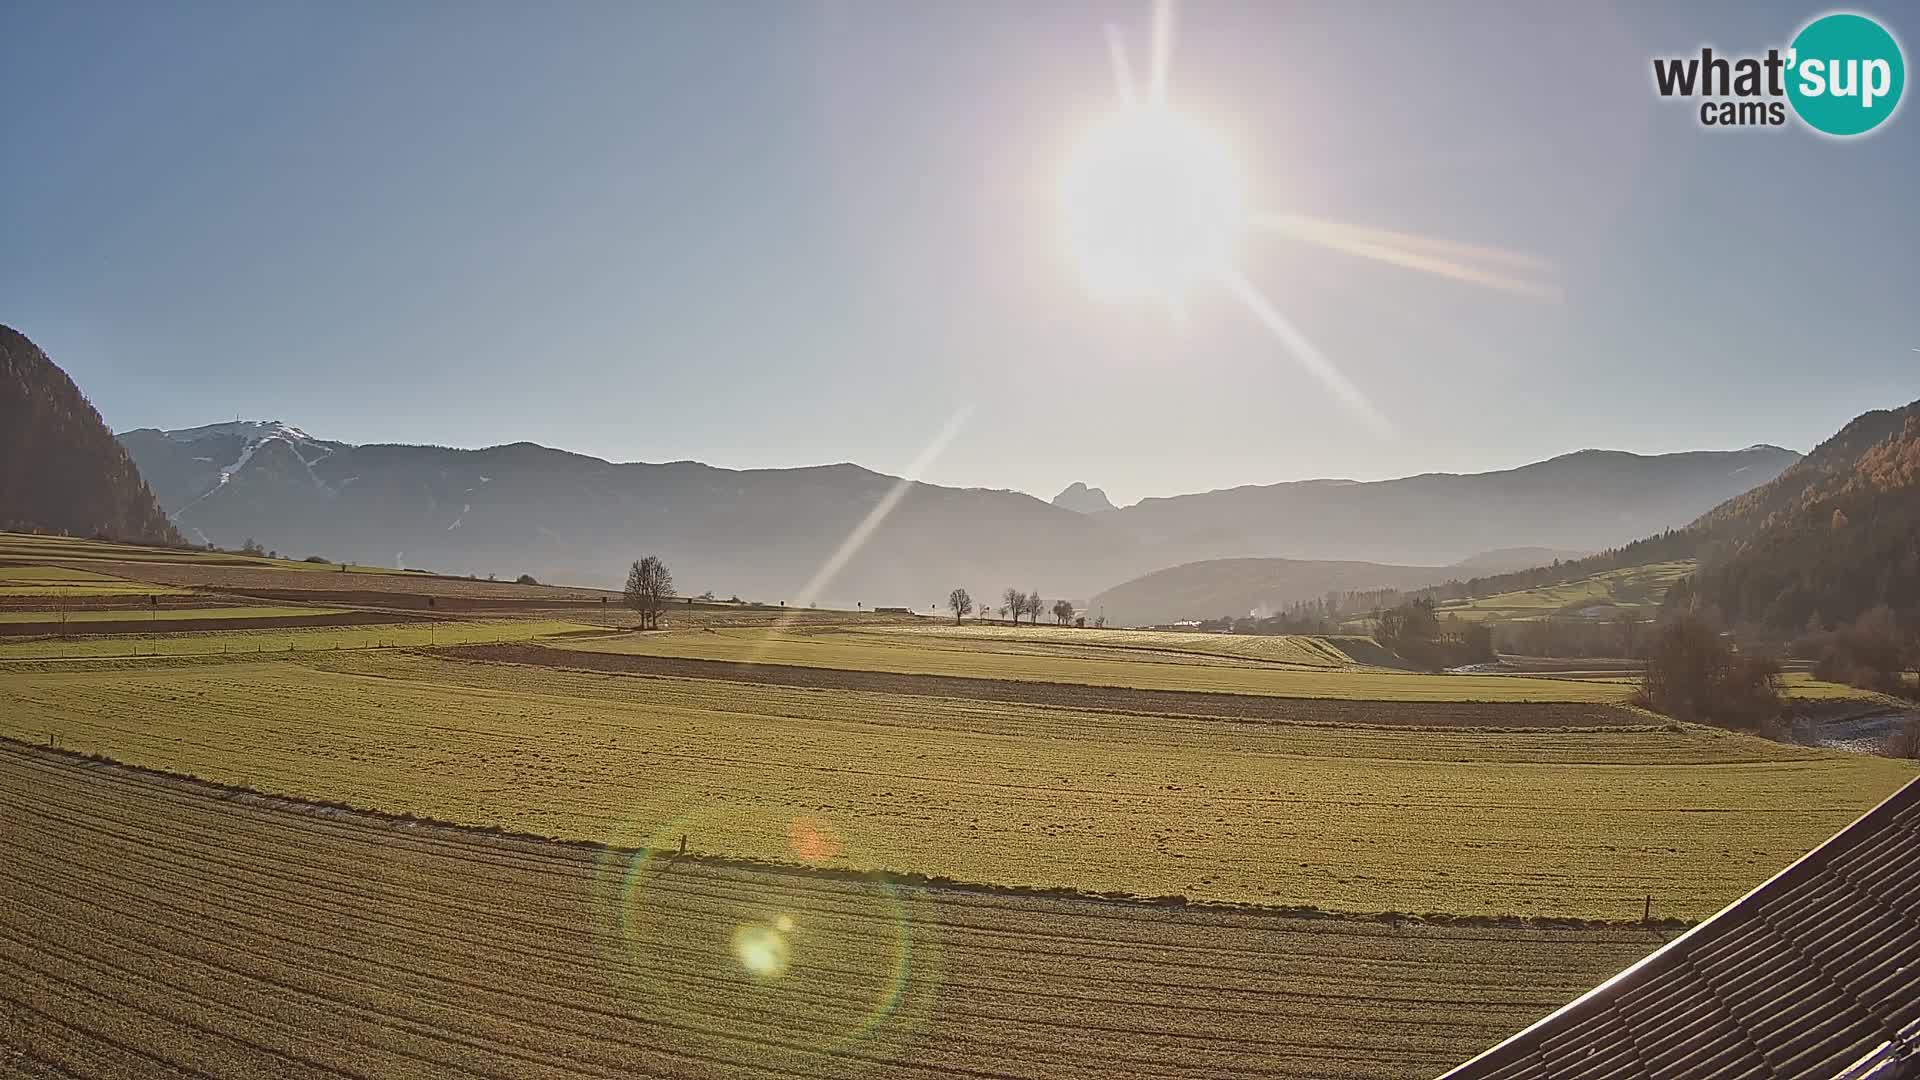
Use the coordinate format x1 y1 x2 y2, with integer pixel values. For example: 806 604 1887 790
0 562 192 597
0 742 1673 1080
559 626 1639 702
0 604 345 624
888 623 1370 667
2 649 1907 919
0 619 594 659
1434 561 1695 623
2 532 1913 1080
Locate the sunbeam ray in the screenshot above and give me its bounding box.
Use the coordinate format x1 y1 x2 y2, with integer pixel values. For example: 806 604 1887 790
786 406 974 613
1253 213 1560 298
1148 0 1176 107
1217 269 1393 437
1103 24 1137 106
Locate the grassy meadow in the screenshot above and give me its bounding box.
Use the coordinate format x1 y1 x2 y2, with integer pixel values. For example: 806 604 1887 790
2 648 1909 919
0 742 1673 1080
557 625 1641 702
3 531 1914 1080
1433 560 1696 623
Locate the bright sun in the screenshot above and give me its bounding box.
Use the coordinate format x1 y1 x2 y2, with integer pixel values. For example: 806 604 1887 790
1058 105 1248 304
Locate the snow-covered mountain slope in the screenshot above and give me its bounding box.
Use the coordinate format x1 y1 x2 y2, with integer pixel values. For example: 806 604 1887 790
115 422 350 540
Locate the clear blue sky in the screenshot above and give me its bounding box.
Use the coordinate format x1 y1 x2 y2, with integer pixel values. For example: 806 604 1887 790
4 1 1915 505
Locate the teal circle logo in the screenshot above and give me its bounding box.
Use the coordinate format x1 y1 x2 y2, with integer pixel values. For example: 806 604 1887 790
1787 13 1905 136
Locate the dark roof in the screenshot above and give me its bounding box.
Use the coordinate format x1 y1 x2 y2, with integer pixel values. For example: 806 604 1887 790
1440 777 1920 1080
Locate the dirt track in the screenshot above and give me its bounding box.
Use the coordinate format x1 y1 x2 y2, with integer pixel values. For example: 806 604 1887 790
437 643 1647 728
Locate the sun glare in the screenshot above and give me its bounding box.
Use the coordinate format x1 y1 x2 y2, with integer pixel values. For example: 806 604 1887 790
1058 105 1248 304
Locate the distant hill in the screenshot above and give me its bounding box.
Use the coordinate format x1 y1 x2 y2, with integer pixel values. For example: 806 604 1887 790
1451 546 1591 572
0 325 178 545
118 420 1796 603
1105 447 1798 569
1051 482 1116 514
1087 547 1591 626
1418 400 1920 633
1682 400 1920 629
1089 557 1456 627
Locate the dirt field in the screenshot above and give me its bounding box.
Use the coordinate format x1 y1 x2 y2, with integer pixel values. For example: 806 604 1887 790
440 643 1649 729
0 740 1669 1080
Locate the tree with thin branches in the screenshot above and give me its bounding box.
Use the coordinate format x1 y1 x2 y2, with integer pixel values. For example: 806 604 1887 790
624 555 675 630
1003 587 1025 626
947 588 973 625
1023 589 1044 625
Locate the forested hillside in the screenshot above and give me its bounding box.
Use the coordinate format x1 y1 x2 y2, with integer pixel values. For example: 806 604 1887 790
1680 403 1920 629
0 325 178 545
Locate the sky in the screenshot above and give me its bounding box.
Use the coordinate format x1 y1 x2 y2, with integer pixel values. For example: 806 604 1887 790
3 1 1916 506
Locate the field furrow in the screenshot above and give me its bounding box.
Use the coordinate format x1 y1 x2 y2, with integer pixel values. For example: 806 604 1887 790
0 743 1666 1080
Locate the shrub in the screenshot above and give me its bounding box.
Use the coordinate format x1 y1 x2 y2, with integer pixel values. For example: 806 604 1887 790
514 573 539 586
303 555 330 564
1812 606 1910 693
1633 613 1781 731
1889 719 1920 759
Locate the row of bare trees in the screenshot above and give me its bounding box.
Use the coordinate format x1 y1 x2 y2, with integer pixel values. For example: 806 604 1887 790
944 587 1075 626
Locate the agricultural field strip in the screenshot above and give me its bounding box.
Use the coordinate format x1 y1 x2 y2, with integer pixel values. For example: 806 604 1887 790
434 645 1654 735
0 605 348 624
2 651 1904 919
0 746 1661 1079
39 648 1818 769
3 737 1651 1060
0 763 1577 1014
0 620 594 660
556 630 1635 703
828 627 1360 670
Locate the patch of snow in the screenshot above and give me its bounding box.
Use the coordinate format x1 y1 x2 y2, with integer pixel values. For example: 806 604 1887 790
192 456 214 463
477 476 491 484
1730 465 1750 476
164 420 313 444
220 439 262 484
446 504 471 531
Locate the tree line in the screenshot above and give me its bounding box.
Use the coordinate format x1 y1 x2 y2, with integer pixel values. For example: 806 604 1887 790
945 587 1084 627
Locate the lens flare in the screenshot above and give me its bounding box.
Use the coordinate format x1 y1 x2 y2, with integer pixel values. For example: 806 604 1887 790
789 815 844 863
591 808 937 1068
1253 212 1560 299
731 922 791 979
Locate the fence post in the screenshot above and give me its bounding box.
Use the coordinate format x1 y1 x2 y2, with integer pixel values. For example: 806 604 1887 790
1643 894 1652 923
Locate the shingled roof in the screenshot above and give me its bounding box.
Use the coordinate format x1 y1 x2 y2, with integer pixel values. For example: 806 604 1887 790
1440 777 1920 1080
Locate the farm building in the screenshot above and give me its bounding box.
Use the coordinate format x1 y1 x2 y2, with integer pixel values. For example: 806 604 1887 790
1440 777 1920 1079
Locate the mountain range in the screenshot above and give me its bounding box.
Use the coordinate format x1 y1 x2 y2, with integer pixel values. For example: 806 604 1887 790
116 416 1797 606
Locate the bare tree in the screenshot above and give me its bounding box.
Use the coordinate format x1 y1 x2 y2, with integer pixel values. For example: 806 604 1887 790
1052 598 1075 625
1023 589 1044 625
1003 588 1025 626
947 588 973 625
624 556 676 630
